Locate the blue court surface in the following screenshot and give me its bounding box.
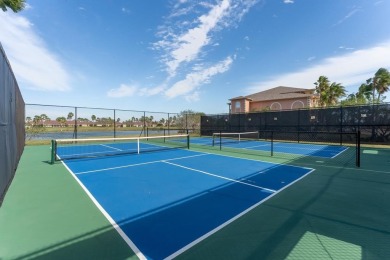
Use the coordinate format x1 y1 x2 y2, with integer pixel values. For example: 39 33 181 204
190 137 348 158
61 147 314 260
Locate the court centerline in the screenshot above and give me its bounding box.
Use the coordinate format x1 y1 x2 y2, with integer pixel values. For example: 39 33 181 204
74 153 209 175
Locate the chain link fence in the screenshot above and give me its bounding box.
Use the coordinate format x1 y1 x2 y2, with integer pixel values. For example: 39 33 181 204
201 103 390 144
25 104 202 144
0 43 25 206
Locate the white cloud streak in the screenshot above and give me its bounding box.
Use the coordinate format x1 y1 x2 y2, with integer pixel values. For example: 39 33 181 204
283 0 294 4
334 8 360 26
107 84 137 98
0 12 71 91
247 40 390 95
154 0 257 78
165 56 233 98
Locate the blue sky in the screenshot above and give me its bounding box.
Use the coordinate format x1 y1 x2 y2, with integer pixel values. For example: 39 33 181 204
1 0 389 115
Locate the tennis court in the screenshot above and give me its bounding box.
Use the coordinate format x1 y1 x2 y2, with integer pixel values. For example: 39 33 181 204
2 138 390 259
56 136 313 259
189 135 348 158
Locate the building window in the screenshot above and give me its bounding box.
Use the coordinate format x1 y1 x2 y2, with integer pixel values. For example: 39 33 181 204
235 101 241 112
291 100 304 110
270 102 282 111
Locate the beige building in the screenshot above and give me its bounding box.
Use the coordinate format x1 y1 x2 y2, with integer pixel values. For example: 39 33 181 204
229 86 319 113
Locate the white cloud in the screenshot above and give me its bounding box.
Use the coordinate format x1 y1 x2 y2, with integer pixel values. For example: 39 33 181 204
0 12 71 91
283 0 294 4
165 0 231 77
185 91 200 102
139 85 166 96
247 40 390 95
107 84 138 98
154 0 257 77
165 56 233 98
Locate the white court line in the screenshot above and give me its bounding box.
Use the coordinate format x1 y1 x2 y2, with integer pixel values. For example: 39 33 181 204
241 144 269 149
331 146 349 158
163 161 276 193
75 153 209 175
59 161 147 260
166 168 315 260
100 144 123 151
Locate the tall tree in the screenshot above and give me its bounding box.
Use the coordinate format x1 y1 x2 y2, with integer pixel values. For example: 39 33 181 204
373 68 390 103
327 82 346 106
0 0 25 12
67 112 74 120
314 76 330 107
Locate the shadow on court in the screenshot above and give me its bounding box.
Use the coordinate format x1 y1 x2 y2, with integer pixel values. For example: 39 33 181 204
1 145 390 259
176 146 390 259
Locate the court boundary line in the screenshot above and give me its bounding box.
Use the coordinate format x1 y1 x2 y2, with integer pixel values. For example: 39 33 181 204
166 167 316 260
218 140 348 158
163 161 277 193
59 160 147 260
331 146 349 158
61 147 316 259
74 153 209 175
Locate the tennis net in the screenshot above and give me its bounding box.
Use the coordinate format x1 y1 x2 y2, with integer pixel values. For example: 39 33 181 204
50 134 190 163
212 131 259 146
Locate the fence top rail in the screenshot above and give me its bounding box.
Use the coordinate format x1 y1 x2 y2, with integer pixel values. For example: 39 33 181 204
26 103 182 114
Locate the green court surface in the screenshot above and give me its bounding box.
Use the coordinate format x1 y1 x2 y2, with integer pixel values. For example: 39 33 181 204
1 144 390 259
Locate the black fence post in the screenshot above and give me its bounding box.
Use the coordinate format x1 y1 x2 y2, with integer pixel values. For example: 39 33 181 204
357 130 361 167
219 130 222 150
114 109 116 138
271 131 274 156
340 106 343 145
74 107 78 139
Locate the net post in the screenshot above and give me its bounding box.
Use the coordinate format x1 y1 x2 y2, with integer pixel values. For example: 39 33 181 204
271 131 274 156
356 130 360 167
50 139 56 164
212 133 215 146
137 139 140 154
187 134 190 149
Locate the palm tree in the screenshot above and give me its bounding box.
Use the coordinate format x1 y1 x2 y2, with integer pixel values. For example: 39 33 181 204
373 68 390 103
357 80 373 103
1 0 25 12
327 82 346 106
314 76 330 107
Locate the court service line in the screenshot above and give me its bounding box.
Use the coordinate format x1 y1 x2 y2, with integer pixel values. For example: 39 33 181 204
163 161 277 193
74 153 209 175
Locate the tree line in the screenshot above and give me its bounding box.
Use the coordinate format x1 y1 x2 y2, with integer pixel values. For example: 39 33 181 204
26 110 204 129
315 68 390 107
